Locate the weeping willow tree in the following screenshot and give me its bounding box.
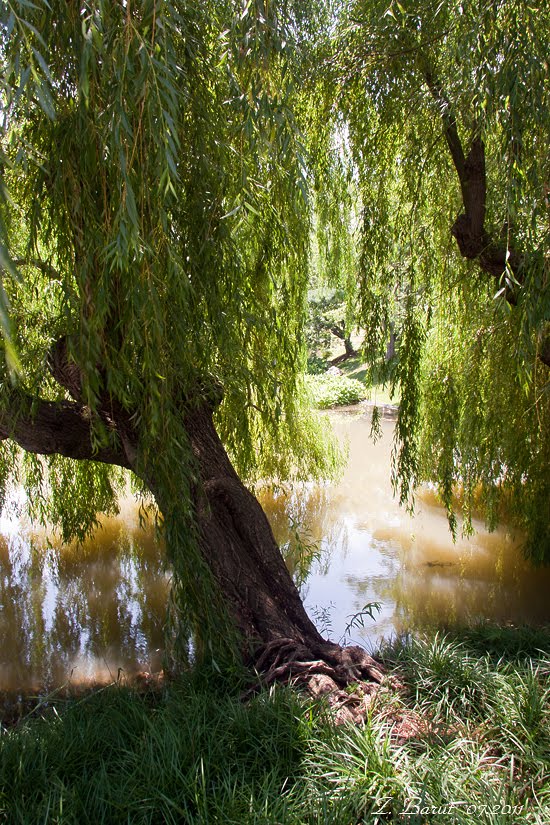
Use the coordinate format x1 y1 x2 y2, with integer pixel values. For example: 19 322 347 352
1 0 549 686
0 0 386 684
333 0 550 559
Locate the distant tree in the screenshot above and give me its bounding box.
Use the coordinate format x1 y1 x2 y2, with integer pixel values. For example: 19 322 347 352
306 286 357 363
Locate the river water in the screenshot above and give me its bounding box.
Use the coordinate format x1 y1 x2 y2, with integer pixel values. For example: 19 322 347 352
1 408 549 693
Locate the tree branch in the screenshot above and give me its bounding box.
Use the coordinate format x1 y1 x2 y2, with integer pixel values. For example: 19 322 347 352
424 68 521 280
0 392 130 468
424 71 466 185
12 258 62 281
422 67 550 368
329 324 346 340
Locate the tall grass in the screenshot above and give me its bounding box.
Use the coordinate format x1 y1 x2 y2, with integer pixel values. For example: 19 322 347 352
1 625 549 824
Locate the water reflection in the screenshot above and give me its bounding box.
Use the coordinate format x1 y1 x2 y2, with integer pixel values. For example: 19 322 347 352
260 409 550 648
1 408 550 692
0 502 168 692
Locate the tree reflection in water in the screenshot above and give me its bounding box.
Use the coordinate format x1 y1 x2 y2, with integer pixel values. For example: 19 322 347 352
2 411 550 693
0 509 168 692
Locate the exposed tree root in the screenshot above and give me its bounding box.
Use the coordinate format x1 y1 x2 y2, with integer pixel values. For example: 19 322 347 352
306 673 380 725
249 638 386 724
254 638 384 684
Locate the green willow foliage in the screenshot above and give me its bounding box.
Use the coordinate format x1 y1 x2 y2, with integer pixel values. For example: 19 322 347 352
0 1 340 479
0 0 340 661
0 0 549 653
331 0 550 559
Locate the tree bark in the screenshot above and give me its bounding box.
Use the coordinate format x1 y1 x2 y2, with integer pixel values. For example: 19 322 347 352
161 400 383 685
0 391 130 468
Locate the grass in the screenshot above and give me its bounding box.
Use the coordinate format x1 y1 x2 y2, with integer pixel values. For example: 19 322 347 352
1 625 549 823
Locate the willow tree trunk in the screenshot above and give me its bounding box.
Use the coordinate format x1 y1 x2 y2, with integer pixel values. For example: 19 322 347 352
173 402 383 685
182 403 324 646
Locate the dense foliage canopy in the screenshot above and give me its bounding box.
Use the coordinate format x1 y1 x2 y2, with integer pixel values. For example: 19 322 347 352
331 0 550 557
0 0 337 500
0 0 549 664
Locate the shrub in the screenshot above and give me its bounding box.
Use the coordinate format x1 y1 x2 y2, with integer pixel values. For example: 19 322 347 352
306 354 328 375
305 373 367 408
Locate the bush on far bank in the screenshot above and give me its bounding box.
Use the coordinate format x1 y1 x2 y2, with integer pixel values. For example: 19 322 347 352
305 372 367 408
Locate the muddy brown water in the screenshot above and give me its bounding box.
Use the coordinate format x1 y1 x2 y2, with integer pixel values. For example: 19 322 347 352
1 408 549 697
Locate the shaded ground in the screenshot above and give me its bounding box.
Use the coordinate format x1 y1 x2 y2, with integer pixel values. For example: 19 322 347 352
1 625 549 824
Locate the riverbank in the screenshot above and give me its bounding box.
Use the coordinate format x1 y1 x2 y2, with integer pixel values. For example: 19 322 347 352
306 351 399 411
2 624 548 824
